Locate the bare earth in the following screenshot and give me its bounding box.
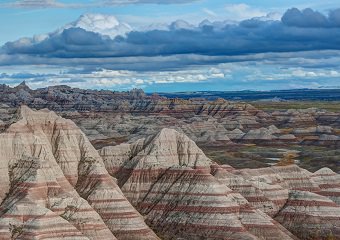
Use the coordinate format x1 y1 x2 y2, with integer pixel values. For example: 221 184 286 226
0 83 339 239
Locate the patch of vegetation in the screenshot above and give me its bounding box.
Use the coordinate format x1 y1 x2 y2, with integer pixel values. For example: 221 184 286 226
276 152 296 166
9 224 23 239
60 205 80 221
252 101 340 112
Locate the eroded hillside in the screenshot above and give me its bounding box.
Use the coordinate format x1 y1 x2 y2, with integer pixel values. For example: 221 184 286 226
0 106 339 239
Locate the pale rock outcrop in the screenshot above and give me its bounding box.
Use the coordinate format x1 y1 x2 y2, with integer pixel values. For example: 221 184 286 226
0 106 159 240
312 168 340 205
226 128 245 140
237 165 320 192
275 190 340 239
0 105 339 240
241 125 296 141
278 134 296 140
242 127 276 140
210 164 296 239
267 125 281 134
234 165 340 239
293 126 333 134
100 129 295 240
318 134 340 141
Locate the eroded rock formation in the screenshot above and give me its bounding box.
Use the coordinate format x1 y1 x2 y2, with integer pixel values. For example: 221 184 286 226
0 106 158 240
0 106 339 240
100 128 340 240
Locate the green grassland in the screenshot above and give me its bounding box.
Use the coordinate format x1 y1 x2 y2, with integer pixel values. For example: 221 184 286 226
252 101 340 112
201 144 340 173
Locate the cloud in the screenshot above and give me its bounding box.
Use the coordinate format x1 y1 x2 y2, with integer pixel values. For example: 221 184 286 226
2 58 340 91
61 13 132 39
0 66 230 90
329 9 340 27
1 0 199 9
102 0 199 5
2 7 340 91
224 4 267 21
202 8 218 17
4 0 73 8
282 8 328 27
3 8 340 62
282 7 340 27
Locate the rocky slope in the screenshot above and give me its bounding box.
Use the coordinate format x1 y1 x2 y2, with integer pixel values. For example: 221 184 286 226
99 129 294 240
0 106 339 239
0 106 159 240
99 128 340 240
1 83 338 151
0 82 260 118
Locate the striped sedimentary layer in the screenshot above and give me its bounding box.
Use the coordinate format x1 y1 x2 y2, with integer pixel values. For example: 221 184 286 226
227 165 320 217
275 190 340 239
0 106 339 240
211 164 289 217
100 129 340 240
0 155 115 240
311 167 340 205
100 128 295 240
0 106 158 240
230 165 340 239
236 165 320 192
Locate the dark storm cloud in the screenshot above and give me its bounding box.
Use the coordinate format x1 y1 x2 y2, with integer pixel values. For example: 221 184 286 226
282 8 340 27
282 8 328 27
2 8 340 71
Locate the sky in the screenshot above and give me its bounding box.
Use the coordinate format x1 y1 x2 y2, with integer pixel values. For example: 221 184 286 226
0 0 340 92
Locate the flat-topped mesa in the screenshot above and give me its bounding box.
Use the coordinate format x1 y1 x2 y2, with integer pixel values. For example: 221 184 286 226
0 106 159 240
100 129 295 240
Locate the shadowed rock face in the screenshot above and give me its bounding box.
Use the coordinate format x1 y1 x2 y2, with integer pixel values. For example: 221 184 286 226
100 128 340 240
0 106 339 240
0 83 271 146
0 106 159 240
1 83 339 152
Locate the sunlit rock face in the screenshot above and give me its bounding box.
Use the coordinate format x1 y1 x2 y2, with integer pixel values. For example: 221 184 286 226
275 190 340 240
100 128 340 240
0 106 339 240
311 167 340 205
0 106 159 240
101 128 340 240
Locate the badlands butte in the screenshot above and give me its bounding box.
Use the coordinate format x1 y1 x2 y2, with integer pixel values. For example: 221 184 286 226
0 82 339 239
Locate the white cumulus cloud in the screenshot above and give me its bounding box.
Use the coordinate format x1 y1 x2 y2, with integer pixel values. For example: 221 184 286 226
62 13 132 39
224 3 269 21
